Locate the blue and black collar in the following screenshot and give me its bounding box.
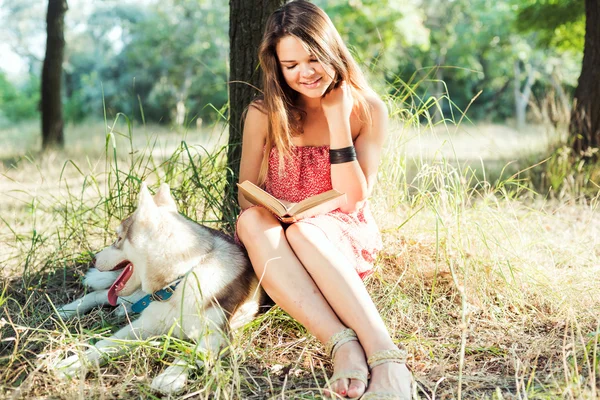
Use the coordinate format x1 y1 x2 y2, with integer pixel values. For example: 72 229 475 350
131 274 187 313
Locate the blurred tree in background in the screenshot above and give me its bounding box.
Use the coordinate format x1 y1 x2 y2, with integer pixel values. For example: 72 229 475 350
569 0 600 159
41 0 68 149
515 0 598 160
62 0 230 125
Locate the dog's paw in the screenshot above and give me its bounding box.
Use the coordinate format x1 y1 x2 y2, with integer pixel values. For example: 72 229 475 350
151 365 189 394
113 304 132 318
52 354 85 379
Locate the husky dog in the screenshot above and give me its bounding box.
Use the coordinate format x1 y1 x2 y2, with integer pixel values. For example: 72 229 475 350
53 183 265 394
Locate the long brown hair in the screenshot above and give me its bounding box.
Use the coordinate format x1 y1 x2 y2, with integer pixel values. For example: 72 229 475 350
256 0 372 186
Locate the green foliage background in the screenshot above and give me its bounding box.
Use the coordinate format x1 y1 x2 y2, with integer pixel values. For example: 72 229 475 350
0 0 586 126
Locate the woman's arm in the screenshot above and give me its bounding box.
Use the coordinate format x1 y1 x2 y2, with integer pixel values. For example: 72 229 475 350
238 103 268 210
353 94 388 196
323 85 388 213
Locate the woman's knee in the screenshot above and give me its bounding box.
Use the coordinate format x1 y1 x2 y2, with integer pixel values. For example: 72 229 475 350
236 207 281 244
285 222 322 250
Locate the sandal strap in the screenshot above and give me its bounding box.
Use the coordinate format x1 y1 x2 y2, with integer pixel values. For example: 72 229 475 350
367 348 408 369
325 328 358 358
329 370 368 387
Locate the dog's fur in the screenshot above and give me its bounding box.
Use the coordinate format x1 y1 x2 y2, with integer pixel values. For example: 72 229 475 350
53 183 264 394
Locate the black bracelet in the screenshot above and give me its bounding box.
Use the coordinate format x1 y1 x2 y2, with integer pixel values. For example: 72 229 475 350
329 145 357 164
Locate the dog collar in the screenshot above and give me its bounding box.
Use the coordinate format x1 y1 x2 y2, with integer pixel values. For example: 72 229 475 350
131 275 185 313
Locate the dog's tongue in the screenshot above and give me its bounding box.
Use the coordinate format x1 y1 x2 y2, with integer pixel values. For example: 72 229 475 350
108 263 133 306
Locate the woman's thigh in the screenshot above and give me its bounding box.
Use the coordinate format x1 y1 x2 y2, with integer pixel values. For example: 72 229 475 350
236 207 283 245
285 221 358 276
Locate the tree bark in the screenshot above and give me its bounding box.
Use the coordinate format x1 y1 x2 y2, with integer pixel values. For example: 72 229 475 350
41 0 68 150
224 0 287 231
570 0 600 159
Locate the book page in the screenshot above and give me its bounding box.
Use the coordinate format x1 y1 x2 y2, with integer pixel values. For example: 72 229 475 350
288 189 345 216
291 193 347 220
237 181 289 216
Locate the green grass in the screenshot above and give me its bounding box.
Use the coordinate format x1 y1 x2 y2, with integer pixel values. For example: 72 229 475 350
0 106 599 399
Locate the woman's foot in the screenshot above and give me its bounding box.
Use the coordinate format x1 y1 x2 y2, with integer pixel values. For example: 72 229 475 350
362 361 412 399
328 340 369 398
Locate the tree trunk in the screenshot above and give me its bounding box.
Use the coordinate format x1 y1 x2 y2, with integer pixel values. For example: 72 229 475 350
223 0 287 231
514 60 536 130
41 0 68 150
570 0 600 159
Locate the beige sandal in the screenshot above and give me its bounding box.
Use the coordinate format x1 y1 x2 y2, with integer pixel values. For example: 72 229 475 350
324 328 369 398
360 348 412 400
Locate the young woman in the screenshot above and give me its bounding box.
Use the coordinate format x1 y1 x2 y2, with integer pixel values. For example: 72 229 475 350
236 1 412 398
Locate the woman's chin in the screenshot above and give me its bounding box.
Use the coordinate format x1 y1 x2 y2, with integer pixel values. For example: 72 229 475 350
300 91 324 99
296 87 328 99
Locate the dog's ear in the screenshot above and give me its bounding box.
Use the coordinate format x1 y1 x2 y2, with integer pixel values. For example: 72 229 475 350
137 182 159 219
153 183 177 211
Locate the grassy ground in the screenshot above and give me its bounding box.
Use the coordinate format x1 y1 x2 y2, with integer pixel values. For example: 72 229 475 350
0 117 598 399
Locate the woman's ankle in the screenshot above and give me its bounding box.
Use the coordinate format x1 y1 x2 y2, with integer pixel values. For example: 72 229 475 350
362 337 399 358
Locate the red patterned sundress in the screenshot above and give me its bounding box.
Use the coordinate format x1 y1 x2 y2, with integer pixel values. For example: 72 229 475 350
238 145 382 280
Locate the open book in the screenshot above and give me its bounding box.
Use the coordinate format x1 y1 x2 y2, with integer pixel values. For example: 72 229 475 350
237 180 347 223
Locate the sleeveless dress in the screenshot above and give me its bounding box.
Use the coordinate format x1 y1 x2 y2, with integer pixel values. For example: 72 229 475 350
238 145 382 280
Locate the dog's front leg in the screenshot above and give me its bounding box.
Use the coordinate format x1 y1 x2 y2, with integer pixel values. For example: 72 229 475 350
150 344 217 395
58 289 146 319
54 317 153 379
57 289 110 319
150 357 190 394
150 307 228 394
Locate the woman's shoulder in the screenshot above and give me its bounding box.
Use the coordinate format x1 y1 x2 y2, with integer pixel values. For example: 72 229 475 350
243 100 269 142
245 99 268 122
361 90 388 117
248 98 267 114
353 90 388 129
353 90 388 140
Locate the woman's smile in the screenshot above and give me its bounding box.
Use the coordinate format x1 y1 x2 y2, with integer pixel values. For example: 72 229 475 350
302 77 322 88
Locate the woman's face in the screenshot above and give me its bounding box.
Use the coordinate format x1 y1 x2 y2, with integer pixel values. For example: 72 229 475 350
275 35 335 99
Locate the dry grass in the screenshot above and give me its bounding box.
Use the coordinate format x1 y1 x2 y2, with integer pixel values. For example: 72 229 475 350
372 200 600 398
0 118 599 399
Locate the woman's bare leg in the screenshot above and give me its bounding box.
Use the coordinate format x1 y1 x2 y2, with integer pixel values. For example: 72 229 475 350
237 207 368 397
285 222 412 397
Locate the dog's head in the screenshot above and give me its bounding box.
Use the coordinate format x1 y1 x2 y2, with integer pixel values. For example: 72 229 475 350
95 182 182 305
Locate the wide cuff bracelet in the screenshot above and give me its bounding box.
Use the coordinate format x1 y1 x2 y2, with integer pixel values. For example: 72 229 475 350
329 145 357 164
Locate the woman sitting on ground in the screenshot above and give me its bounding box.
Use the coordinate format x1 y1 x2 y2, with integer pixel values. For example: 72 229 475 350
236 1 413 398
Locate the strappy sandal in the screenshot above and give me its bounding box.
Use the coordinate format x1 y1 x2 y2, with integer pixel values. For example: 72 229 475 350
360 348 412 400
324 328 369 399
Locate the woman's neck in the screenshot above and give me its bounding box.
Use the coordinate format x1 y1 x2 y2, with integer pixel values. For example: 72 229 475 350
297 95 322 111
